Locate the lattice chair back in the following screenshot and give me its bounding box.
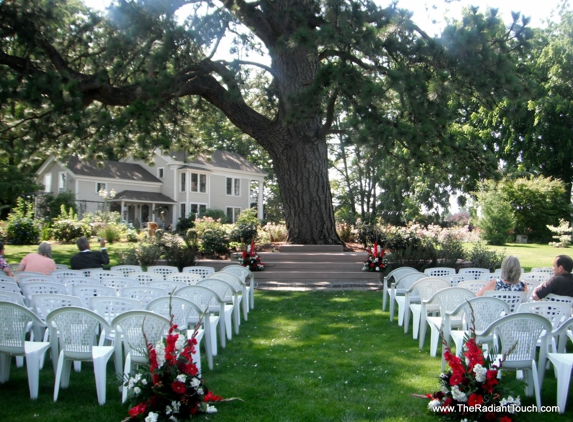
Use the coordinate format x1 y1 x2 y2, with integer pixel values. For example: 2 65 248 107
424 267 456 277
457 280 488 293
147 265 179 280
131 272 165 285
221 265 256 311
89 296 143 325
198 278 238 338
0 291 25 305
518 301 571 334
531 267 553 274
0 282 21 294
483 290 527 313
110 265 143 278
100 277 140 295
381 267 419 311
544 294 573 307
522 272 551 283
54 264 69 270
31 294 83 321
458 268 491 280
50 269 84 281
72 285 117 307
19 275 59 285
63 277 102 294
88 270 124 282
411 277 451 301
165 273 202 286
148 280 187 294
447 274 477 287
182 266 215 279
21 282 68 305
119 286 168 308
480 313 552 406
389 272 426 324
81 268 104 278
0 275 16 283
207 272 244 292
552 316 573 353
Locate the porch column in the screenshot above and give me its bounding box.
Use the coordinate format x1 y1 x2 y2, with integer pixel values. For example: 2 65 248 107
257 180 264 220
152 203 156 222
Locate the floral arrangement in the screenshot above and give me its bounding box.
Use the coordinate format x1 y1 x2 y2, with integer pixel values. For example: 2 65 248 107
362 242 386 272
426 335 520 422
239 240 265 271
122 321 224 422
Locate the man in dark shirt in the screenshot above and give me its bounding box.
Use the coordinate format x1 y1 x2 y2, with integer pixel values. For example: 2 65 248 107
533 254 573 300
70 236 110 270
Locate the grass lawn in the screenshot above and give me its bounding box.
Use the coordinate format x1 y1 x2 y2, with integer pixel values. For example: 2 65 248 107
464 243 566 272
1 242 571 421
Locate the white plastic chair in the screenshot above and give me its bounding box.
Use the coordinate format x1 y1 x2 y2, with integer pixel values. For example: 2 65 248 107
0 282 22 294
148 280 187 294
548 317 573 412
458 267 490 280
72 285 117 307
55 264 69 270
130 271 165 285
63 277 102 294
457 280 489 293
404 277 450 338
0 302 50 399
147 265 179 280
389 272 426 325
531 267 553 274
80 268 104 278
483 290 528 313
21 282 68 306
421 287 475 356
100 277 140 295
165 272 202 286
119 286 167 308
522 271 551 283
50 269 83 281
447 274 477 287
146 296 210 372
207 272 248 321
0 275 16 283
480 313 552 410
110 265 142 278
88 269 124 282
46 307 115 405
175 286 226 355
0 291 26 305
423 267 456 277
442 296 510 370
111 310 170 403
198 278 239 339
182 266 215 279
221 265 256 310
380 267 417 312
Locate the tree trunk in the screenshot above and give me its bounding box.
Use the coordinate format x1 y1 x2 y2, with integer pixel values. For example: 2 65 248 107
269 137 341 245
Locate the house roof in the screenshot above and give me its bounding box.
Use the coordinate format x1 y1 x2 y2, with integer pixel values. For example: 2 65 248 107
66 156 161 183
169 150 266 174
111 190 176 203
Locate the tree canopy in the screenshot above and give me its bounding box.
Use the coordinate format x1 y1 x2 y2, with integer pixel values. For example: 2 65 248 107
0 0 533 243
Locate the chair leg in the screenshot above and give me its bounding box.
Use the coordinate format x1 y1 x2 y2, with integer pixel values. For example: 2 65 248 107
382 279 388 311
0 353 11 383
53 351 67 402
122 353 132 404
531 361 542 411
552 359 573 413
92 347 113 405
429 324 440 357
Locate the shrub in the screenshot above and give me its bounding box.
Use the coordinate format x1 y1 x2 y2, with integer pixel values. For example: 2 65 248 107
51 205 89 243
5 198 41 245
156 232 197 271
119 242 163 266
261 222 288 242
125 227 139 242
336 221 355 243
229 222 259 245
467 242 506 271
200 228 230 256
176 213 195 234
435 232 465 267
356 219 382 247
201 208 228 223
194 217 224 236
475 186 515 245
547 219 572 248
236 208 260 225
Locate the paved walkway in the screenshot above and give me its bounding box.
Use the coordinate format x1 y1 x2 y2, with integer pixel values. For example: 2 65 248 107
256 280 383 291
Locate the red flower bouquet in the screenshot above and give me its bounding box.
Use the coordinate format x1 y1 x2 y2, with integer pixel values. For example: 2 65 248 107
122 322 223 421
239 240 265 271
362 242 387 272
426 335 521 422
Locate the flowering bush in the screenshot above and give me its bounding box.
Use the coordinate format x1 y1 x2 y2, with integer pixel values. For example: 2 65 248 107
362 242 386 272
5 198 41 245
426 335 520 422
122 322 223 422
239 241 265 271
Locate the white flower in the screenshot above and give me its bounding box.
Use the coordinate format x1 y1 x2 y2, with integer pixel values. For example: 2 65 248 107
206 405 218 414
175 335 186 351
155 343 166 367
165 405 173 415
190 377 201 388
176 374 187 383
145 412 159 422
451 385 467 402
428 399 441 410
197 388 204 395
501 395 521 412
141 378 147 385
473 364 487 383
133 387 141 395
171 401 180 413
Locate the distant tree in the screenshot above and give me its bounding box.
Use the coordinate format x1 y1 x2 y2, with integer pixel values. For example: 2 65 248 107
474 181 516 245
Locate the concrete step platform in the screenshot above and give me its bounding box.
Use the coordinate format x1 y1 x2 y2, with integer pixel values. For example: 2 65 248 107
257 280 382 291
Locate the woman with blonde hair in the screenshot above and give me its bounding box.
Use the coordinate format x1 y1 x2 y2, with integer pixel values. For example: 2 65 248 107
476 255 527 296
17 242 57 276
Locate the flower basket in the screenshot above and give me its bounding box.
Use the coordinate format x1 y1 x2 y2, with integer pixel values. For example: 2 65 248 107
362 242 387 272
238 240 265 271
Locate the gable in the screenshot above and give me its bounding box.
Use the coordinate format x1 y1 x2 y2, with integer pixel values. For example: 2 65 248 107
66 156 161 182
167 150 266 175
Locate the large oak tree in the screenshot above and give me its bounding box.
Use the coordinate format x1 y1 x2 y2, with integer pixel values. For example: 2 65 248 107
0 0 531 243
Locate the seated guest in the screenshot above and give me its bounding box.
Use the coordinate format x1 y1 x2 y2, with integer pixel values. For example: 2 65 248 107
476 255 527 296
17 241 57 276
70 237 109 270
533 255 573 300
0 241 13 277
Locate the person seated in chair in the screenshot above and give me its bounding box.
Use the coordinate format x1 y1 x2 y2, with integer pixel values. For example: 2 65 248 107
70 237 109 270
533 255 573 300
17 241 57 275
476 255 527 296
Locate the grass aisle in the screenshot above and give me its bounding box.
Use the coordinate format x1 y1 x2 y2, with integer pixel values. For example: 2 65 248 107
3 290 571 421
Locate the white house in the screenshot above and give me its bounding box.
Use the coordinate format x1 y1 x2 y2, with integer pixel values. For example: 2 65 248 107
36 150 267 228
